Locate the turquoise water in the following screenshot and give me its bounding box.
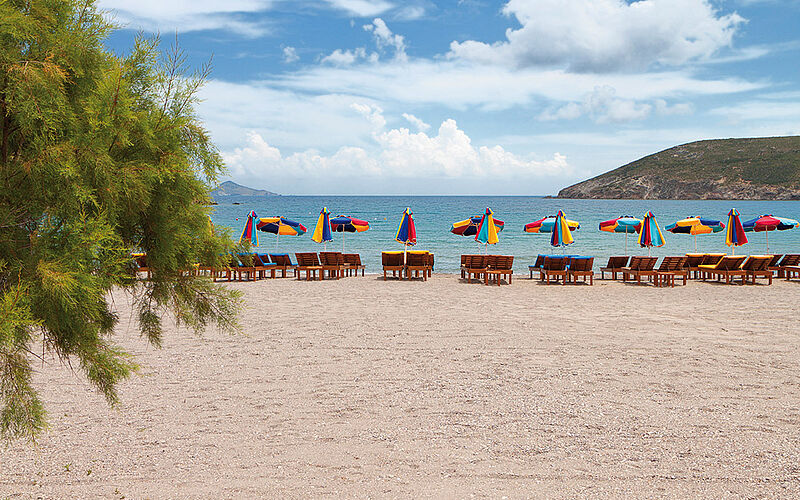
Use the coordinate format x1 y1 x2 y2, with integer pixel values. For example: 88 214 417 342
211 197 800 274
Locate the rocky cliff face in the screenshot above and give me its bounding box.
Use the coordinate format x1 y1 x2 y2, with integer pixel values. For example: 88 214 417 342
558 136 800 200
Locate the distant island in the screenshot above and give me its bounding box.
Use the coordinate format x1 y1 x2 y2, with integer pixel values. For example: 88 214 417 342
210 180 280 198
558 136 800 200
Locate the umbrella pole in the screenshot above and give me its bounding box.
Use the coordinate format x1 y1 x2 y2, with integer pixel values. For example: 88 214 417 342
765 229 769 253
276 232 280 250
342 233 346 253
625 231 628 254
404 244 408 279
694 235 697 252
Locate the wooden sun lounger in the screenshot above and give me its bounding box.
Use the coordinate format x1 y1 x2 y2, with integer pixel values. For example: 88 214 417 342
529 255 546 279
319 251 345 280
567 257 594 285
343 254 366 277
653 256 687 287
485 255 514 285
772 254 800 278
465 254 488 283
785 265 800 281
541 256 568 284
268 253 297 278
600 256 629 280
693 253 726 280
382 251 405 280
698 255 747 284
295 252 322 281
621 256 658 285
742 255 773 285
406 252 431 281
252 254 277 280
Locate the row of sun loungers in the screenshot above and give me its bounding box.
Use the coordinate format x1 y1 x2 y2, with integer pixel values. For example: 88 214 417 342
528 256 594 285
460 255 515 285
381 251 434 281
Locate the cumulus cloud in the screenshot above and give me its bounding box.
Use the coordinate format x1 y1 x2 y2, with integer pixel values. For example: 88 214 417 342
402 113 431 131
363 18 407 62
449 0 745 72
321 47 378 65
282 46 299 63
351 102 387 129
222 120 570 192
98 0 273 36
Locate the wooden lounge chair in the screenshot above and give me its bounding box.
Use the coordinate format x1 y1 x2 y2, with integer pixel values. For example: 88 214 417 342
294 252 322 281
621 256 658 285
694 253 726 280
785 265 800 281
465 254 487 283
698 255 747 284
653 256 687 287
485 255 513 285
529 255 546 279
406 252 430 281
426 253 434 278
541 256 567 284
252 254 278 279
212 255 238 282
683 253 705 280
460 255 472 279
267 253 297 278
599 256 628 280
767 254 783 269
771 254 800 278
382 251 405 280
319 252 345 280
343 254 366 277
233 254 258 282
741 255 773 285
566 256 594 285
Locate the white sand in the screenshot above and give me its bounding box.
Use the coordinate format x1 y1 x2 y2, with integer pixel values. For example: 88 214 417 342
2 274 800 498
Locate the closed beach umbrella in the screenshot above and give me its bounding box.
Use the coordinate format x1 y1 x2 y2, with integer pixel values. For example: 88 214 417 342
599 216 641 253
742 214 799 253
311 207 333 250
725 209 748 255
451 215 505 237
550 210 575 248
330 215 369 252
395 207 417 264
257 216 307 249
239 210 259 247
665 216 725 252
524 215 580 233
638 211 665 255
473 207 501 253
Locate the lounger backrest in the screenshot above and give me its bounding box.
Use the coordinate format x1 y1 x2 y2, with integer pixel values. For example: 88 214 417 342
657 256 678 271
571 257 592 272
767 254 782 267
784 254 800 266
253 254 269 266
134 254 148 268
743 256 769 271
534 255 545 268
382 252 403 266
544 256 566 271
701 254 725 266
406 252 426 266
468 255 487 268
685 254 704 267
672 256 687 270
717 255 746 270
485 255 497 269
493 255 513 270
461 255 468 266
269 254 291 266
641 257 658 271
606 256 628 268
426 253 434 269
627 256 643 269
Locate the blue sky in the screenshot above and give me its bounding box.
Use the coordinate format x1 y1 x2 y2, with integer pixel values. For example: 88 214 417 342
100 0 800 195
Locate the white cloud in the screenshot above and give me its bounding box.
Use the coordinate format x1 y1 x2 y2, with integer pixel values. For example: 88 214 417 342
351 102 387 129
539 86 694 123
363 18 407 62
221 120 571 194
448 0 745 72
98 0 273 36
402 113 431 131
324 0 394 16
394 5 426 20
321 47 379 65
282 46 299 63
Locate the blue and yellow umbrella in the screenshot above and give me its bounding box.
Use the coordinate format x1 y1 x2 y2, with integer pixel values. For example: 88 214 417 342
256 216 307 249
742 214 797 253
475 207 500 247
330 215 369 252
550 210 575 248
311 207 333 249
639 211 665 254
665 216 724 251
395 208 416 246
599 216 641 253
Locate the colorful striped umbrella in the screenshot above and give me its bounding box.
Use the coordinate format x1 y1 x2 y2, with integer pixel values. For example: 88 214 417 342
665 216 725 252
257 216 307 249
725 209 748 255
475 207 500 247
311 207 333 249
451 215 505 237
238 210 259 247
330 215 369 252
550 210 575 248
395 207 417 265
599 216 641 253
524 215 580 233
638 211 665 255
742 214 799 253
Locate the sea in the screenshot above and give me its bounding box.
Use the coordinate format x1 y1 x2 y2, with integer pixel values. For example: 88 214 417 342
210 196 800 274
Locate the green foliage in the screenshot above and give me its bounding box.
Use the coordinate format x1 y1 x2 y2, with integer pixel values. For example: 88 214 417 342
0 0 241 440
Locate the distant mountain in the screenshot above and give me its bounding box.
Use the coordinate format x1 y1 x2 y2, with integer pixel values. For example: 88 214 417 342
210 181 279 197
558 136 800 200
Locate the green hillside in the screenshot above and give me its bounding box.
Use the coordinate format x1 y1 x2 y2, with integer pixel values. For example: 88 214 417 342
558 136 800 200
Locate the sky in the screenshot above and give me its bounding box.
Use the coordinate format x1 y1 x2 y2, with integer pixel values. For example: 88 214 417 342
99 0 800 195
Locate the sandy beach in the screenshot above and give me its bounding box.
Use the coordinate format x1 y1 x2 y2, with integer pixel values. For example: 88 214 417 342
2 274 800 498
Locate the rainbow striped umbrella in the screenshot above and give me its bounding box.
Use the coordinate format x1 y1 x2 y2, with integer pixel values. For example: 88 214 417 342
524 215 580 233
550 210 575 248
238 210 259 247
599 216 641 253
638 211 665 255
330 215 369 252
451 215 505 237
257 216 307 249
665 216 725 252
742 214 798 253
396 207 417 265
475 207 500 247
725 209 748 255
311 207 333 249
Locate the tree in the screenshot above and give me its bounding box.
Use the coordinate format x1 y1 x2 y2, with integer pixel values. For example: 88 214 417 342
0 0 241 440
